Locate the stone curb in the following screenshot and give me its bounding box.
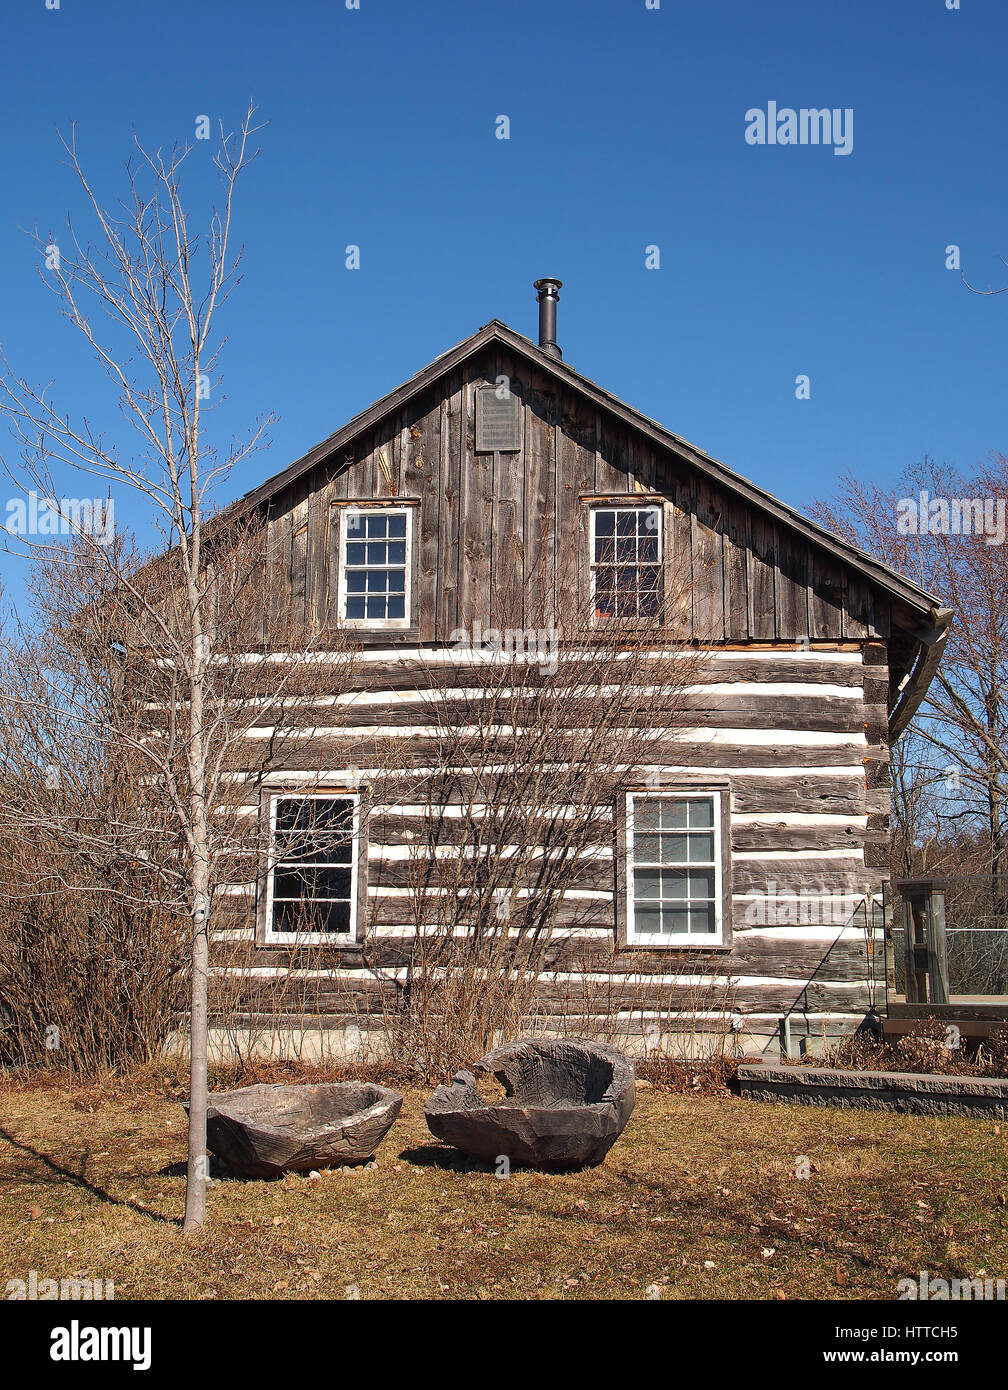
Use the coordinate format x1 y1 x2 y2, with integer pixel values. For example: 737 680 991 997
736 1062 1008 1118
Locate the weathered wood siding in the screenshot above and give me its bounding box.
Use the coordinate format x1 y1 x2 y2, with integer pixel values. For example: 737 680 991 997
263 345 890 646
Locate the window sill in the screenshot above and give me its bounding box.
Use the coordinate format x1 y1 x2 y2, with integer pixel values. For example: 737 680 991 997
338 619 413 632
259 934 362 950
620 938 733 954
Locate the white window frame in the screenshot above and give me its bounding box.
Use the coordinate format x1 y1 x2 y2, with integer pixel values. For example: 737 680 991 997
264 791 361 943
589 502 664 621
625 790 724 947
338 505 413 630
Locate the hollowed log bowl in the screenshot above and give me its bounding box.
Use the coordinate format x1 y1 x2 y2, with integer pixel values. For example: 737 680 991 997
200 1082 402 1178
424 1038 635 1170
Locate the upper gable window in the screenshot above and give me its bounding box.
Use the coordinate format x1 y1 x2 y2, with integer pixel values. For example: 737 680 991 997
339 507 412 628
590 504 663 620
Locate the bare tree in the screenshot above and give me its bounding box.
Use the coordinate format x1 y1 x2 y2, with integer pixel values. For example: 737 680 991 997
811 455 1008 890
0 109 356 1231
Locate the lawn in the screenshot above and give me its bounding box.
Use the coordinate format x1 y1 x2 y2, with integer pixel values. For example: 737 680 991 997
2 1068 1007 1300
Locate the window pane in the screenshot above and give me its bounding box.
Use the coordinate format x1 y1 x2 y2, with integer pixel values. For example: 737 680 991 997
661 906 689 935
387 512 407 538
273 865 352 901
387 595 405 619
660 869 689 900
273 799 354 864
660 800 688 829
633 832 660 861
346 542 366 566
366 514 387 537
689 903 716 934
687 869 715 900
616 511 636 538
594 568 615 615
317 900 352 933
689 799 714 828
594 510 615 536
387 539 406 566
635 869 661 900
271 898 351 935
270 899 302 935
660 833 687 864
635 800 660 831
346 570 366 593
688 833 715 864
275 797 352 836
346 595 366 619
273 833 352 866
634 906 661 936
366 594 386 619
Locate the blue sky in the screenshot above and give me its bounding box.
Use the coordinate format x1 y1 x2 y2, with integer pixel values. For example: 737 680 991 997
1 0 1005 608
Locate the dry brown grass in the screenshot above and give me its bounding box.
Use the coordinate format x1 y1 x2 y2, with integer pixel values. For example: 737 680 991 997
2 1062 1007 1300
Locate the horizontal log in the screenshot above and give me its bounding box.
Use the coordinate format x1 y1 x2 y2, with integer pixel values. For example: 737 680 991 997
207 974 871 1020
255 739 868 774
239 689 866 733
210 929 872 987
214 646 866 692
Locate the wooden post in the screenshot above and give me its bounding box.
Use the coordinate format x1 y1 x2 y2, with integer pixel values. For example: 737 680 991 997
903 893 922 1002
927 888 950 1005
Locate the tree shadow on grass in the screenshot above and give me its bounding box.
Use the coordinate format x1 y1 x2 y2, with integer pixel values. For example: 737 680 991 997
156 1159 303 1184
0 1126 181 1226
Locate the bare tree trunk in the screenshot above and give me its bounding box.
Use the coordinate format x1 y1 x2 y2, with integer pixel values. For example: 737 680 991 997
183 882 210 1232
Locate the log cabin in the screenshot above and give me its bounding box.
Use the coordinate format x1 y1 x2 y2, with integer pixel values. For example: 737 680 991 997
209 279 952 1057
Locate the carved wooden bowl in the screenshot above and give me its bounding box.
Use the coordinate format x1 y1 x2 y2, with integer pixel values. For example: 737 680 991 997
201 1082 402 1178
424 1038 635 1170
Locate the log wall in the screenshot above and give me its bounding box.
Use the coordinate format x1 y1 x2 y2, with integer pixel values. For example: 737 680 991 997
209 643 891 1049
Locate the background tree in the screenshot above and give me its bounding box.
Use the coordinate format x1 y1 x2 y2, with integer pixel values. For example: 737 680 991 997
0 108 356 1232
811 453 1008 895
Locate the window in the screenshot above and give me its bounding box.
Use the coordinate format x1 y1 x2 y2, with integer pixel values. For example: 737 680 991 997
339 507 411 626
590 504 662 619
625 792 724 945
265 794 359 940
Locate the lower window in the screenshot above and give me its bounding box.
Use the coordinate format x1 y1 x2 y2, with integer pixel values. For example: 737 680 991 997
265 793 359 939
626 791 724 945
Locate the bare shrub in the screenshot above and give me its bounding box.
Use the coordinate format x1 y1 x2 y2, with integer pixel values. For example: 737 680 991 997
359 543 710 1081
806 1018 1008 1078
